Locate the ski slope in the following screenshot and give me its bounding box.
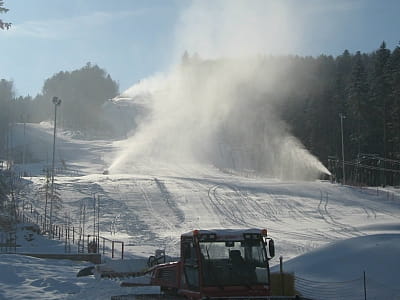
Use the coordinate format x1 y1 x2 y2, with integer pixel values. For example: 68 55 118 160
14 123 400 259
6 122 400 299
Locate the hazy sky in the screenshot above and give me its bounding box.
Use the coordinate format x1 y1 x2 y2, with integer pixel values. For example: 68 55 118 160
1 0 399 97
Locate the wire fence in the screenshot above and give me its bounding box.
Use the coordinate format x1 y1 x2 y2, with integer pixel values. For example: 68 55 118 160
328 154 400 187
15 206 125 260
292 273 400 300
0 231 16 253
0 170 125 260
364 277 400 300
295 275 365 300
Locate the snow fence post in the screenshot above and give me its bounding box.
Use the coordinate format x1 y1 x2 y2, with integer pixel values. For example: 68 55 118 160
280 256 285 296
363 271 367 300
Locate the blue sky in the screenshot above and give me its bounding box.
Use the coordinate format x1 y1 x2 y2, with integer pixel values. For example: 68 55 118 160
1 0 399 97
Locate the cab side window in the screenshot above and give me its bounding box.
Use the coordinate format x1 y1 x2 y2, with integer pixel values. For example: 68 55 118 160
182 241 199 289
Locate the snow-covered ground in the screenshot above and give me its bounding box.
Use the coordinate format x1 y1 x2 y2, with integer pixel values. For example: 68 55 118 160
2 122 400 299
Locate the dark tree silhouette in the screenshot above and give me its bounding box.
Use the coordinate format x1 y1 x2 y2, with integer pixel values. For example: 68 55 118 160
35 63 119 134
0 1 11 30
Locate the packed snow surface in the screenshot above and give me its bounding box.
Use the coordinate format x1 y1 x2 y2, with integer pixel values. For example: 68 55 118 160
2 122 400 299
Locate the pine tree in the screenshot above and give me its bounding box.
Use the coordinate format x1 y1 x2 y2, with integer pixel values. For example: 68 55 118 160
368 42 391 157
347 51 368 155
0 79 14 157
0 0 11 30
39 63 119 133
387 44 400 158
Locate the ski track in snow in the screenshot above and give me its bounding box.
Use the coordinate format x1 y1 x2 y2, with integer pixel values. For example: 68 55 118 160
139 179 177 233
5 123 400 299
22 171 400 257
20 168 400 260
317 191 362 238
10 126 400 257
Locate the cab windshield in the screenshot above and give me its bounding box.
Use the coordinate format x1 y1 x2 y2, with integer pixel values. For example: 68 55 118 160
199 239 268 287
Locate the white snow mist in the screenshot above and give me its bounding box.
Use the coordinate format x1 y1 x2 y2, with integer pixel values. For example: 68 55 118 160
108 0 331 180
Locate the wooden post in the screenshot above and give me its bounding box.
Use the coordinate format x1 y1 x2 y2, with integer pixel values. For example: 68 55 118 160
97 195 100 254
280 256 284 296
121 242 124 260
112 241 115 258
364 271 367 300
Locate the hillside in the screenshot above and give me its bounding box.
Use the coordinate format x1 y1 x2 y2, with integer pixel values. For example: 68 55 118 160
3 122 400 299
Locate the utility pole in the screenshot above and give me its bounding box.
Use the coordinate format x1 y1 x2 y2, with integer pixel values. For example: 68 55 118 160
97 195 100 253
22 116 26 175
44 170 49 232
49 96 61 235
339 113 346 185
93 194 96 244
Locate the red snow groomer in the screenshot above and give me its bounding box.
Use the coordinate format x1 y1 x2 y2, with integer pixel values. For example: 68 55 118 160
144 228 275 299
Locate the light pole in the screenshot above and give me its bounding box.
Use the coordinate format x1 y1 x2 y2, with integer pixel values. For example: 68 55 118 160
339 113 346 185
22 114 26 175
49 96 61 233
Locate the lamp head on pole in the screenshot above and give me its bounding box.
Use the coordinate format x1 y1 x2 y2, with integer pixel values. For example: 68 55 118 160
52 96 62 106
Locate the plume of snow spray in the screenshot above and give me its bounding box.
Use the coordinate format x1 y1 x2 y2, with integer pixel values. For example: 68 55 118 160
108 0 331 180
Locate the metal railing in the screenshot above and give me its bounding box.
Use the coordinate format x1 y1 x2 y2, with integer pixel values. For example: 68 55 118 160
16 206 125 260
